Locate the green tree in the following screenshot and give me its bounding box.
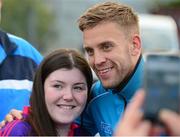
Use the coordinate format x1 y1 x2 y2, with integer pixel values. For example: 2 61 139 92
1 0 58 54
163 0 180 7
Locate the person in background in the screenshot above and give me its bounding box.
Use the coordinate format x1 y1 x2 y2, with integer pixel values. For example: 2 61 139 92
0 0 42 121
0 2 143 136
0 49 93 136
114 90 180 136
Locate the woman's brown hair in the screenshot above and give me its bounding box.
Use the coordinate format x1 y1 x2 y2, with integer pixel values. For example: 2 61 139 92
28 48 93 136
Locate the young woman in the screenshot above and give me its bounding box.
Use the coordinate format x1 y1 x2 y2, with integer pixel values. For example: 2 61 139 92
0 49 93 136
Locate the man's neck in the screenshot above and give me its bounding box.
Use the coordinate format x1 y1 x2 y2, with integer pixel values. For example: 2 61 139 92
114 55 142 91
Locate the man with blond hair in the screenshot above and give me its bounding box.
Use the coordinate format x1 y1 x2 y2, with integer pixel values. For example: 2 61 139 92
76 1 143 136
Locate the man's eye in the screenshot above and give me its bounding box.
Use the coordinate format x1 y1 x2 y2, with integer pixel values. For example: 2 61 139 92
86 49 94 56
102 45 112 51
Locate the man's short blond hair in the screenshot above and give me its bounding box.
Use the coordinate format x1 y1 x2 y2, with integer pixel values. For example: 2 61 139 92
78 2 139 35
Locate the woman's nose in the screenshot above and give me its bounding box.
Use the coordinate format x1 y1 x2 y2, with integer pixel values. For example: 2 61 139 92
62 88 73 101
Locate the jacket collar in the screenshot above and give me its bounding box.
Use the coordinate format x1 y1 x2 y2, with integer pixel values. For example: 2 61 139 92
0 30 17 55
111 55 144 102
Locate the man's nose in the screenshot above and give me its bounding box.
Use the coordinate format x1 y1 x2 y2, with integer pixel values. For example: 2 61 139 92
93 52 106 66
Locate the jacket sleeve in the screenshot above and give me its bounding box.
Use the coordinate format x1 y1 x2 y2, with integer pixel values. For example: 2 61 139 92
0 120 31 136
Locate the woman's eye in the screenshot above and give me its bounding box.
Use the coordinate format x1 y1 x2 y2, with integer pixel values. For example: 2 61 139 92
53 84 62 89
75 86 82 90
74 86 85 92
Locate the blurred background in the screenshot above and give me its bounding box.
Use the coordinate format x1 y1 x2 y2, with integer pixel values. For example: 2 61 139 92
1 0 180 55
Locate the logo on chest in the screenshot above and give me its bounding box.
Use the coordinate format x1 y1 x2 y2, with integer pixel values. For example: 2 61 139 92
100 121 112 135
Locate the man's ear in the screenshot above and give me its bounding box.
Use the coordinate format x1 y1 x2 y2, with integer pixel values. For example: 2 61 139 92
130 35 141 56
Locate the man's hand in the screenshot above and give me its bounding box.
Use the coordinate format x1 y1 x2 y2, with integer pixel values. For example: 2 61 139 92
0 109 22 129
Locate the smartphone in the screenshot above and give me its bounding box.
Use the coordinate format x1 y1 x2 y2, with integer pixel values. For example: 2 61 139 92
143 53 180 123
